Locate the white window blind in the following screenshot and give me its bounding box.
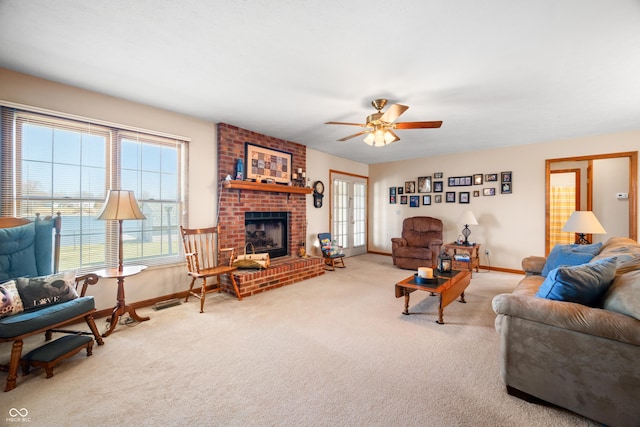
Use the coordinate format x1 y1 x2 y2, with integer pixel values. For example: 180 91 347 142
1 105 188 272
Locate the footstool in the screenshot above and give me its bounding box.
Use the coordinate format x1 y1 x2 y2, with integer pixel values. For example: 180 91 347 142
21 335 94 378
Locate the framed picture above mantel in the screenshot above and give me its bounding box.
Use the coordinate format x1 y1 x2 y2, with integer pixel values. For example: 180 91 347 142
245 142 292 184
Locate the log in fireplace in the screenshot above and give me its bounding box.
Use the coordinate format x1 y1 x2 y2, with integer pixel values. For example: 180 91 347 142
245 212 289 259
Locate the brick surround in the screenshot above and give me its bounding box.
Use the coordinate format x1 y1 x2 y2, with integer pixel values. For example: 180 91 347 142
216 123 324 297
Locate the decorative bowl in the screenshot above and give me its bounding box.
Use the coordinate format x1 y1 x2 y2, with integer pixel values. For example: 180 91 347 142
413 274 439 285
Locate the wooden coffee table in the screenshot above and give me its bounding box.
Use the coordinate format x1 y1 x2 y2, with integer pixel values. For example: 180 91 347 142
394 269 471 324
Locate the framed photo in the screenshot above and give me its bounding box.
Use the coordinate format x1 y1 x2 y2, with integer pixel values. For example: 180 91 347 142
422 195 431 206
433 181 443 192
434 172 443 179
397 186 403 195
485 173 498 182
473 191 480 197
245 142 292 184
400 195 408 204
389 195 397 204
459 192 470 203
417 176 432 193
405 181 416 193
501 171 512 182
501 182 512 194
446 192 456 203
483 187 496 196
435 195 442 203
448 176 472 187
389 187 396 196
473 174 483 185
409 195 420 207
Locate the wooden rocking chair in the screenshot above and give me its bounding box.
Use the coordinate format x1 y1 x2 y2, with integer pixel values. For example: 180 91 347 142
318 232 346 271
180 225 241 313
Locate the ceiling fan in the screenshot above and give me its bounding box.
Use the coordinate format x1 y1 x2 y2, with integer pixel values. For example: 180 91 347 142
325 99 442 147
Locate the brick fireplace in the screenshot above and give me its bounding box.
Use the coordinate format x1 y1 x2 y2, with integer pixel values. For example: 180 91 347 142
216 123 323 297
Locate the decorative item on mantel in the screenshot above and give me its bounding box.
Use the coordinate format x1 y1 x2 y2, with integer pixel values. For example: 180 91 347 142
235 158 244 180
292 168 307 187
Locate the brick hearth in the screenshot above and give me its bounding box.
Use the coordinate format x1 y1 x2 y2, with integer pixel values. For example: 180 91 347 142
216 123 324 297
221 256 324 298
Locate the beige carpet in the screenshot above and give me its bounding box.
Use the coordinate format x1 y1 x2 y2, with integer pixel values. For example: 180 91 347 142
1 254 598 426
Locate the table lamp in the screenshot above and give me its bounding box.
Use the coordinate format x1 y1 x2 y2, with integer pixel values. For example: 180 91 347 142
97 190 146 272
562 210 606 244
458 210 478 246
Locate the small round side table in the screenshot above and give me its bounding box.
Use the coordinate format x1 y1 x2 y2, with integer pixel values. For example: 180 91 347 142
94 265 149 337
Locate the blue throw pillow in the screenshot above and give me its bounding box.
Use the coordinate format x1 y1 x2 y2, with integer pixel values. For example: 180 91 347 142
541 242 603 277
535 257 617 306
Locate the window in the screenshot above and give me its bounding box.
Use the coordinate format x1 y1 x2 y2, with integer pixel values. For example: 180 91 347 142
1 106 188 272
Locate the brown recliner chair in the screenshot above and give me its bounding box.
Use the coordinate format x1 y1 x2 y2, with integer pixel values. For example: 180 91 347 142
391 216 443 270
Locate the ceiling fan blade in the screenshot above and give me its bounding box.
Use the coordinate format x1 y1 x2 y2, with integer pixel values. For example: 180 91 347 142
325 121 366 127
380 104 409 123
337 131 368 141
394 121 443 129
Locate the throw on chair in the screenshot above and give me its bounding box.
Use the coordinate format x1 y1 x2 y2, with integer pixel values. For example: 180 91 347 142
318 232 346 271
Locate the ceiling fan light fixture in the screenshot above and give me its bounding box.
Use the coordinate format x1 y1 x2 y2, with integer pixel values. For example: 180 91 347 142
363 128 395 147
328 99 442 144
383 130 395 144
363 132 375 146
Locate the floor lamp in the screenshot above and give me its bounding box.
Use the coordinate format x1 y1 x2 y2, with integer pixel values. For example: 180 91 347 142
96 189 149 337
97 189 146 271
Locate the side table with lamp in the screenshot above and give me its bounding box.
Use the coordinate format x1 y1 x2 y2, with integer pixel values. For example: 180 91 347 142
444 210 481 277
95 189 150 337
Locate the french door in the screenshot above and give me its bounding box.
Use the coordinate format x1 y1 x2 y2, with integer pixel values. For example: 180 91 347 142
330 171 367 257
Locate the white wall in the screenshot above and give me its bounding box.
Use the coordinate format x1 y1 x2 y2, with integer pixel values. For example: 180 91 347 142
369 132 640 270
593 157 629 240
304 148 368 257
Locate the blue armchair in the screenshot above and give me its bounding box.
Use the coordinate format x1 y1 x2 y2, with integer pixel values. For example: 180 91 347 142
0 214 103 391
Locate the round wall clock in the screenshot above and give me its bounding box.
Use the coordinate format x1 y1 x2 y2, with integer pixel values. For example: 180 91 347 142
314 180 325 194
313 180 325 208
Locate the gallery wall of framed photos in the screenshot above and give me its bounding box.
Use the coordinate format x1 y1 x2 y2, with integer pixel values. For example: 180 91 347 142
389 171 512 206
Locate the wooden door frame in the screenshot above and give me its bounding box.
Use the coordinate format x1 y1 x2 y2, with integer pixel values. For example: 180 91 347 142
545 151 637 254
329 169 369 254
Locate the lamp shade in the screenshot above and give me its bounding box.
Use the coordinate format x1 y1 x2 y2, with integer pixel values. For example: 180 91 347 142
363 128 397 147
458 210 478 226
561 211 606 234
97 190 146 221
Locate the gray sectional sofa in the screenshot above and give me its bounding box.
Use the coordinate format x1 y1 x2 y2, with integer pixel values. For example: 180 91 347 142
492 237 640 427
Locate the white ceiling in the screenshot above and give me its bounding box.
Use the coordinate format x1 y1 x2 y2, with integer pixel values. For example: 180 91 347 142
1 0 639 164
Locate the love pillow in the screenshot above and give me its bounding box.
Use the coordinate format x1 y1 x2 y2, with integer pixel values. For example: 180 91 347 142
16 270 78 310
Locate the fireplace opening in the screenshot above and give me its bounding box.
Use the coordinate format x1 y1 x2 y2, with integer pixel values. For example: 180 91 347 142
245 212 289 259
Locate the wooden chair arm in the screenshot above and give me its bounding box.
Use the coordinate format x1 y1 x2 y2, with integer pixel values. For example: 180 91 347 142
74 273 99 297
220 247 235 267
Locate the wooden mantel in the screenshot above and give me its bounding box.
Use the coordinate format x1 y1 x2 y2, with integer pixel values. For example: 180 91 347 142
223 180 313 195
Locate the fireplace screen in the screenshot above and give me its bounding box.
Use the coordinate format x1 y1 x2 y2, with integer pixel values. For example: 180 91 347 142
245 212 289 258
